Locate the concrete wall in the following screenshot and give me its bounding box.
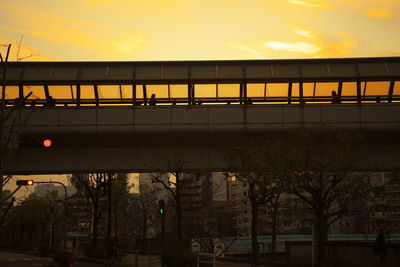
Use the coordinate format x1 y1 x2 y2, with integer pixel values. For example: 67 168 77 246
3 103 400 174
5 104 400 135
286 241 400 267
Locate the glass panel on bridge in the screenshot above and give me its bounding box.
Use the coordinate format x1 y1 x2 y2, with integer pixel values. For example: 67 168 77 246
315 82 339 97
302 83 314 97
194 84 217 98
364 81 390 96
98 85 121 99
146 85 169 100
136 85 144 99
218 84 240 98
394 82 400 94
291 83 300 96
48 85 75 100
342 82 357 96
121 85 133 99
393 82 400 102
247 83 265 98
24 86 45 99
80 85 95 99
170 84 188 99
3 86 19 99
267 83 288 97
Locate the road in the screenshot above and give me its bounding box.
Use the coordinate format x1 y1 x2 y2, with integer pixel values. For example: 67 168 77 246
0 251 102 267
123 253 266 267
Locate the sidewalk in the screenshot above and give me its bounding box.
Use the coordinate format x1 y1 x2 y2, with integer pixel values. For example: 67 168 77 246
122 253 161 267
121 252 279 267
217 261 253 266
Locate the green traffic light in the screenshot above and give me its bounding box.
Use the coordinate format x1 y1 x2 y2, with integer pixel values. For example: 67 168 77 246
160 208 164 214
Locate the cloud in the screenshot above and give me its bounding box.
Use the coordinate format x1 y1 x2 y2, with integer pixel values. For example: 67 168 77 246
112 37 144 55
0 3 148 60
365 8 392 18
227 43 264 58
287 0 324 8
317 40 358 57
294 29 315 38
264 41 321 55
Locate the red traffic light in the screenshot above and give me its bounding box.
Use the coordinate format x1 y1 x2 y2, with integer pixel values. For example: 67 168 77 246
16 180 34 186
43 139 52 147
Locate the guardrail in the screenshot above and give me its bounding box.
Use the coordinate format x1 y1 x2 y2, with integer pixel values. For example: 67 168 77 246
197 252 216 267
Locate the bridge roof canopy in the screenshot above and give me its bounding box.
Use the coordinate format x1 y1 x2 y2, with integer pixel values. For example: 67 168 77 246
3 57 400 85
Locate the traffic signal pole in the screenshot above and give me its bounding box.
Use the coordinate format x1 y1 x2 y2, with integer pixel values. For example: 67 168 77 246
159 200 165 267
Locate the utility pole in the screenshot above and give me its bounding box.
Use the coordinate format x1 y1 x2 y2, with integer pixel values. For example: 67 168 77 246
107 173 113 243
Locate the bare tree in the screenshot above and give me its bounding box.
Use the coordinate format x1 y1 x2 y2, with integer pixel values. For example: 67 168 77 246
0 43 35 228
130 178 158 253
16 35 40 61
70 173 107 245
111 173 131 238
151 158 189 243
0 44 13 225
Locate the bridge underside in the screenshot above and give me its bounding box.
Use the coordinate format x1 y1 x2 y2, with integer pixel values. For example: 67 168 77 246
3 104 400 174
6 133 400 174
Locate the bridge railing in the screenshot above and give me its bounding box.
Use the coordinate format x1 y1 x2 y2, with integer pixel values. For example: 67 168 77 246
3 95 400 108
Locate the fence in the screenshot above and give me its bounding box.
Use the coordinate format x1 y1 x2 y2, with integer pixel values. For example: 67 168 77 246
197 252 216 267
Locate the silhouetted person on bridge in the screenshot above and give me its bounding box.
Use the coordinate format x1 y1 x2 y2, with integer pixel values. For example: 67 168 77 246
331 90 340 104
46 96 56 107
149 93 156 105
245 97 252 104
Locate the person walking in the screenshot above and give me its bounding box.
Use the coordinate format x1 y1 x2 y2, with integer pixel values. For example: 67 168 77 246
374 229 387 263
47 249 75 267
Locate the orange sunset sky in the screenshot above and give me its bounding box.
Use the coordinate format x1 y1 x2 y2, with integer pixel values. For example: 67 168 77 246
2 0 400 199
0 0 399 61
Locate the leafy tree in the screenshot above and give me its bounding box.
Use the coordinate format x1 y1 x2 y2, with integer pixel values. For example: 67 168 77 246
282 128 369 267
262 143 286 261
2 196 63 251
226 143 273 265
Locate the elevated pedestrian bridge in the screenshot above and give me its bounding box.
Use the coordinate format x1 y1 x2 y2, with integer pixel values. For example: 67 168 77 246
2 57 400 174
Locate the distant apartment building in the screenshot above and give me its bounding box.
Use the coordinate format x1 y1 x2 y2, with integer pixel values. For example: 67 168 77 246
33 183 76 198
169 172 232 238
370 172 400 234
226 172 379 237
0 190 13 212
138 173 170 202
68 192 93 233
